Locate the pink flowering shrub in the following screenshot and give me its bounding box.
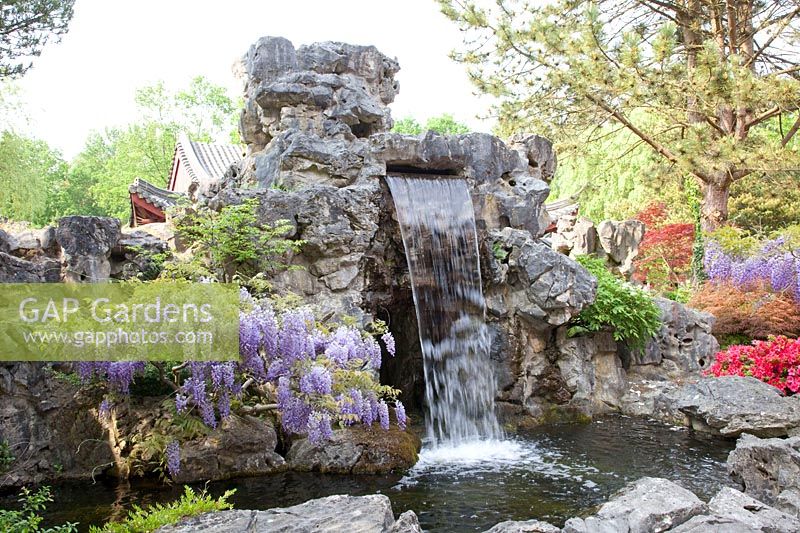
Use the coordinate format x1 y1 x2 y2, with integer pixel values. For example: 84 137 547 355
706 336 800 394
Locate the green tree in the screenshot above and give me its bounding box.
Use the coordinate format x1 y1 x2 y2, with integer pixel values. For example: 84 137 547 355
0 130 67 224
71 76 240 220
392 113 470 135
0 0 76 78
440 0 800 231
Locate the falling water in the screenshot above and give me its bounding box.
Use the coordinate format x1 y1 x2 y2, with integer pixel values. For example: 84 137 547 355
387 175 503 445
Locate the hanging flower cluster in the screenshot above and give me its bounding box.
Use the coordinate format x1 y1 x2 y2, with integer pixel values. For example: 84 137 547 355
704 237 800 301
79 289 407 477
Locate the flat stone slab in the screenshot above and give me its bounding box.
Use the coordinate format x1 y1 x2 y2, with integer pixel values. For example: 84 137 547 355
657 376 800 437
157 494 421 532
562 477 706 533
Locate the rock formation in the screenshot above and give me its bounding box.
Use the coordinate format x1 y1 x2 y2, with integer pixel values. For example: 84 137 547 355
198 36 719 424
551 214 646 279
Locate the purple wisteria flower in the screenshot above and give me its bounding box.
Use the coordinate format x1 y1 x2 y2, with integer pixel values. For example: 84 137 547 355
705 237 800 298
165 440 181 477
307 411 333 445
394 400 407 430
299 366 332 395
382 332 396 357
378 400 390 430
98 399 112 419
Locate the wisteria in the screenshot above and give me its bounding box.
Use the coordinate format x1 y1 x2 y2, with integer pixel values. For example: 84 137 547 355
241 297 404 445
704 238 800 302
78 289 404 452
77 361 147 394
165 440 181 477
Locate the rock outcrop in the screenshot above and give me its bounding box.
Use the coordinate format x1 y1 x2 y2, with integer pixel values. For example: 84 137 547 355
157 494 422 533
287 425 420 474
170 415 285 483
0 218 168 283
562 477 707 533
655 376 800 438
631 298 718 376
551 215 645 279
0 363 114 488
728 434 800 516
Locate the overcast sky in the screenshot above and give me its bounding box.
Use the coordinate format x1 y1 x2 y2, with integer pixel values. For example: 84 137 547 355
14 0 496 159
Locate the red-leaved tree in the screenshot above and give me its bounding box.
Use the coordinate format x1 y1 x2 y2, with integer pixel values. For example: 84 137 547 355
633 203 694 292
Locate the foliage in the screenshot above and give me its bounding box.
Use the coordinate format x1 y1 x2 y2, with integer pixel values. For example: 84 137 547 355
569 256 661 348
689 282 800 341
76 288 405 479
0 486 77 532
632 203 695 293
0 0 75 78
706 336 800 395
439 0 800 231
730 174 800 234
169 198 302 284
0 131 70 225
392 113 470 135
548 118 687 222
71 77 240 220
0 438 13 472
89 486 234 533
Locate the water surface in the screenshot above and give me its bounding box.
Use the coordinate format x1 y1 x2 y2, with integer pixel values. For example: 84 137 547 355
6 415 735 532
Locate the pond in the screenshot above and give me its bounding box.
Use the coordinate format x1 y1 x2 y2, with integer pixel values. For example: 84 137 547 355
10 414 735 532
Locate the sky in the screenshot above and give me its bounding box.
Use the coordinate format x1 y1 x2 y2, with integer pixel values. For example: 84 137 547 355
14 0 496 159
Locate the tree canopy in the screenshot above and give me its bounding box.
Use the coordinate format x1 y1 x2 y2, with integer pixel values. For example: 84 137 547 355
392 113 471 135
439 0 800 230
71 76 240 220
0 0 76 78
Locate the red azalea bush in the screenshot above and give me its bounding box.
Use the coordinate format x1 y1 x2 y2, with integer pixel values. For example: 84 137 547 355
706 336 800 394
633 203 695 292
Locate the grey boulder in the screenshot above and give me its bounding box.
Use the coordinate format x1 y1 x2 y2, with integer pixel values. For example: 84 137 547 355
157 494 420 533
562 477 707 533
728 433 800 517
656 376 800 437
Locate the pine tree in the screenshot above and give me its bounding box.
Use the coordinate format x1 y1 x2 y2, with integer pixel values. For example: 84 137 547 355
439 0 800 230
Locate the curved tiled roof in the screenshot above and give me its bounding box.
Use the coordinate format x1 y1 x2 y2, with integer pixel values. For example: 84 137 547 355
129 178 183 209
173 133 243 187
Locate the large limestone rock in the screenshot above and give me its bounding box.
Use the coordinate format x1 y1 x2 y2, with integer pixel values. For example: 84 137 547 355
631 297 719 375
0 251 60 282
287 425 420 474
234 36 398 190
486 228 596 328
562 477 707 533
157 494 421 533
507 133 557 182
728 434 800 516
705 486 800 531
655 376 800 437
551 215 645 279
0 363 114 488
171 415 285 483
56 216 121 282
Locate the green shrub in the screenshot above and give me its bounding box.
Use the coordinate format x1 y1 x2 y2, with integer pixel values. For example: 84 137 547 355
89 486 234 533
168 198 302 284
0 486 77 533
569 256 661 348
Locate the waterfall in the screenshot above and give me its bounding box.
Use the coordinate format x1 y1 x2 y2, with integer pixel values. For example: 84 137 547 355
387 175 503 446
